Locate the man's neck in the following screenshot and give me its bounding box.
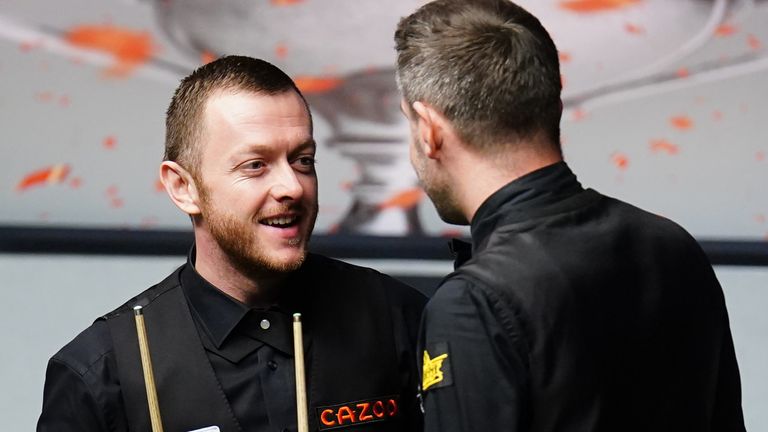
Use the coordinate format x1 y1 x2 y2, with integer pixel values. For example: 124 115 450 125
454 148 563 223
193 236 287 308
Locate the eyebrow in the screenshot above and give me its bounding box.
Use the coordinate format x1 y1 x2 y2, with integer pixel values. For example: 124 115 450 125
229 139 316 166
293 139 317 153
236 138 315 155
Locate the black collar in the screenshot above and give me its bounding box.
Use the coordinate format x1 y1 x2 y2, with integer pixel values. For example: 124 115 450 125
181 248 298 360
469 161 585 253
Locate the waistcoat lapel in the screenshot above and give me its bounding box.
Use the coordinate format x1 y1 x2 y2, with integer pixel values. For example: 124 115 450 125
107 281 242 432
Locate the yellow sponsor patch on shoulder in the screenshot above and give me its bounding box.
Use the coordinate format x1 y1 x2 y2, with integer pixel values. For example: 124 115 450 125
422 342 453 391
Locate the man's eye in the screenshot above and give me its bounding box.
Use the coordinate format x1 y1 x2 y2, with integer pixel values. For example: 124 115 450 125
246 161 266 170
296 156 316 166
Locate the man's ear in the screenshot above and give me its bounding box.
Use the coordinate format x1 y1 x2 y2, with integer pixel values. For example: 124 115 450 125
159 161 202 216
411 101 445 160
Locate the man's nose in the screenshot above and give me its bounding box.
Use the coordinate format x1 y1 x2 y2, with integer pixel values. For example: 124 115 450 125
270 162 303 201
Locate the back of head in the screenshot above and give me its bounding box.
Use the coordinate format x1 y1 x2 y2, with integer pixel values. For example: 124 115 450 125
395 0 562 155
165 55 308 180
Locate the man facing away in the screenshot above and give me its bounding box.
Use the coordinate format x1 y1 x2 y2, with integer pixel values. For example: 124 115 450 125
394 1 745 431
38 56 426 432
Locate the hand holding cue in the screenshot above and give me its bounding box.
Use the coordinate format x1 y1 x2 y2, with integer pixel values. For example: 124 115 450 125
293 313 309 432
134 305 164 432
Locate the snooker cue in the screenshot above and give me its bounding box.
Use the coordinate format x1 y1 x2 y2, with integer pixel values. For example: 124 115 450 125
293 313 309 432
134 305 164 432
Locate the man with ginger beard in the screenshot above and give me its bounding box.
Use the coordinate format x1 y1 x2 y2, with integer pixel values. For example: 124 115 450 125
38 56 426 432
395 1 744 431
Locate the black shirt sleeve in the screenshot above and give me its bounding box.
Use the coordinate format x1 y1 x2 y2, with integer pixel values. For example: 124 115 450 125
37 320 125 432
38 358 109 431
418 277 530 432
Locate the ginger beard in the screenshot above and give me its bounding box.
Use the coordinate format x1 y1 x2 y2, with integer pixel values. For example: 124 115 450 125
196 176 319 275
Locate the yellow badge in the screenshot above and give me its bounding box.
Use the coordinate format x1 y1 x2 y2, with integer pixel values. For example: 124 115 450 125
422 347 450 391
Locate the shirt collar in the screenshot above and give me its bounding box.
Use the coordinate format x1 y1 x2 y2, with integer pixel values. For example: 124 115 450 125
181 247 296 356
469 161 583 252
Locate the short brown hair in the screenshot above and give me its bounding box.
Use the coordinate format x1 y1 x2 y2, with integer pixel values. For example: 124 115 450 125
164 55 309 178
395 0 562 153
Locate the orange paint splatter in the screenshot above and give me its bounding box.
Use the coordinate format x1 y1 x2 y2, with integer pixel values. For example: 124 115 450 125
571 107 588 122
201 51 217 65
560 74 567 89
748 34 762 50
17 164 71 191
715 24 737 37
272 0 304 5
624 22 645 35
676 67 690 78
669 115 693 130
558 51 572 63
294 76 342 94
339 181 354 191
19 40 42 52
275 43 288 59
58 95 71 107
110 198 124 208
103 135 117 150
755 214 766 224
106 185 120 197
69 177 83 189
756 151 766 162
140 216 159 228
559 0 641 13
378 188 423 210
649 139 679 155
64 24 156 77
712 110 723 121
611 153 629 170
36 91 54 103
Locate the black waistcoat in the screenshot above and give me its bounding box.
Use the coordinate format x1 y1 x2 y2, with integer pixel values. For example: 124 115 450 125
103 255 423 432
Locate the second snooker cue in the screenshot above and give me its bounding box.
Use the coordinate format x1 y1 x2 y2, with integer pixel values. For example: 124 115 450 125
293 313 309 432
134 305 164 432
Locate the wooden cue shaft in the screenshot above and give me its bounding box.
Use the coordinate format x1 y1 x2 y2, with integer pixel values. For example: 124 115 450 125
134 306 164 432
293 313 309 432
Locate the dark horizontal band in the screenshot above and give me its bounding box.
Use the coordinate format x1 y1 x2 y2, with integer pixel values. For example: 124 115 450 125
1 225 766 266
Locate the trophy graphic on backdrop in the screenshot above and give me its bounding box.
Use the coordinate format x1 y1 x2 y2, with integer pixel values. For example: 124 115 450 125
148 0 768 234
1 0 765 233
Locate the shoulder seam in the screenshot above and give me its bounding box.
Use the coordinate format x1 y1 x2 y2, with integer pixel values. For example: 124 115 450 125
103 277 182 320
442 271 533 368
46 355 109 428
50 348 113 378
